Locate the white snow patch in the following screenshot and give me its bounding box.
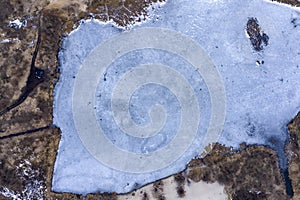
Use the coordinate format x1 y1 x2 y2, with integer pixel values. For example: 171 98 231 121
0 38 20 43
0 39 10 43
8 19 27 29
1 159 46 200
0 187 22 200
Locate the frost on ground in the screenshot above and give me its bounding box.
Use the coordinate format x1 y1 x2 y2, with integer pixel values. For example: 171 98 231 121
8 18 27 29
0 160 45 200
0 128 61 200
53 0 300 195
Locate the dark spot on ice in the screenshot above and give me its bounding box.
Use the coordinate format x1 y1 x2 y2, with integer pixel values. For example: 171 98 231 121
134 182 140 188
256 60 264 66
246 17 269 51
291 18 300 28
261 33 269 46
244 115 265 137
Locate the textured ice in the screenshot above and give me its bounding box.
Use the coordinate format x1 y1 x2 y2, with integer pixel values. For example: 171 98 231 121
53 0 300 195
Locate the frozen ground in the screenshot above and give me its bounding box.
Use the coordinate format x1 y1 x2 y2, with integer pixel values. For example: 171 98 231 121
53 0 300 195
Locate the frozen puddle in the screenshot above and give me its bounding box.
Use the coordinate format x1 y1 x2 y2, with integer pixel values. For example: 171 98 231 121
53 0 300 195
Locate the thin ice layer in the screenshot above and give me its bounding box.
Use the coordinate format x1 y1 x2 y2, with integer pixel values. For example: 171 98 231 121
52 0 300 194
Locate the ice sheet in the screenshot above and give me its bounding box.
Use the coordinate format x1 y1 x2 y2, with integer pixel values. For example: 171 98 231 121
52 0 300 194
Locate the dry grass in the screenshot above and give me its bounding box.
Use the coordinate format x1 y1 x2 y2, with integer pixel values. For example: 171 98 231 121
287 112 300 200
188 144 288 199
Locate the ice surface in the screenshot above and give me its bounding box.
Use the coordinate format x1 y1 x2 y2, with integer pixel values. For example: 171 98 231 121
53 0 300 194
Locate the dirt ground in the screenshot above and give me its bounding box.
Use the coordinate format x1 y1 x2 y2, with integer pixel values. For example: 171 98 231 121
0 0 299 199
286 113 300 200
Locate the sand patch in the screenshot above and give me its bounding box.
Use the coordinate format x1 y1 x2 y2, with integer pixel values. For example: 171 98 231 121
119 177 227 200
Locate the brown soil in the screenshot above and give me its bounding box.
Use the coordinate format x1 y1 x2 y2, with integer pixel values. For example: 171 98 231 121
187 144 288 200
286 112 300 200
270 0 300 6
0 128 61 199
